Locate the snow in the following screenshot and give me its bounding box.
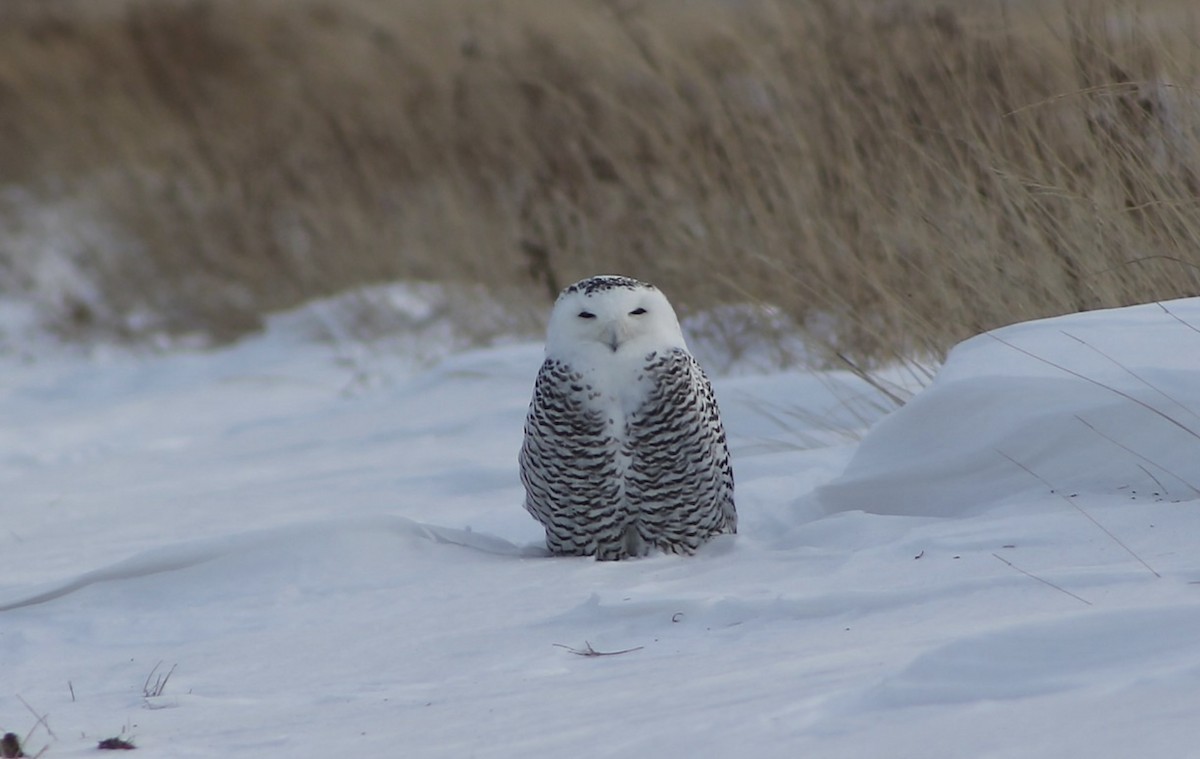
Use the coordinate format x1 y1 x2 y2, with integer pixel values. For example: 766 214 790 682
3 295 1200 758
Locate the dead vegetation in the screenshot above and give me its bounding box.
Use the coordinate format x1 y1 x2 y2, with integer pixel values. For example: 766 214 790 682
553 641 644 657
96 736 136 751
1 0 1199 364
0 732 23 759
141 661 176 701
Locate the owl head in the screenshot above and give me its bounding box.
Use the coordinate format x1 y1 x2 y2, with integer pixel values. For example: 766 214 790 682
545 275 687 359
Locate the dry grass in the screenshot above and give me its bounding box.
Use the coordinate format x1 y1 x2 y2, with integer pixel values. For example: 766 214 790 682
1 0 1199 363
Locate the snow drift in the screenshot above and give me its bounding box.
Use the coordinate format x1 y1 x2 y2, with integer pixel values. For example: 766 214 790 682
2 295 1199 758
817 298 1200 517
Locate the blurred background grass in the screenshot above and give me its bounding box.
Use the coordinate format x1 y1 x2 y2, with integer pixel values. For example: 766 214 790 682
1 0 1199 368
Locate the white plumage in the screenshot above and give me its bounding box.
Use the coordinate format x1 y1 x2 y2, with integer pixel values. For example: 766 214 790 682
519 275 736 560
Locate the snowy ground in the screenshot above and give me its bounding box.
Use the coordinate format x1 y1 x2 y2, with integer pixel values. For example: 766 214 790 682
3 295 1200 758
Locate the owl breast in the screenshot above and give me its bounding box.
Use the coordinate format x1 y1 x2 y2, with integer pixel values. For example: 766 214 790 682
520 347 735 560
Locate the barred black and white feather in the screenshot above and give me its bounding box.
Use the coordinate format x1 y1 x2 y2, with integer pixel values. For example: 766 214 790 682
519 275 736 560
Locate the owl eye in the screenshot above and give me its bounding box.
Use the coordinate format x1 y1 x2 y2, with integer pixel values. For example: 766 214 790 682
578 311 596 319
629 307 647 315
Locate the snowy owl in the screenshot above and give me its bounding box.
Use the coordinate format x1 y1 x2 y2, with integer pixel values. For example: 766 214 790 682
519 275 736 560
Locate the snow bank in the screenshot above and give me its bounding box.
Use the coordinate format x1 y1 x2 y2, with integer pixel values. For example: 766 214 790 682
817 298 1200 517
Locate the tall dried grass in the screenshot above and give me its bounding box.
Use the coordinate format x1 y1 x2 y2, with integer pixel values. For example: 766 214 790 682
1 0 1198 363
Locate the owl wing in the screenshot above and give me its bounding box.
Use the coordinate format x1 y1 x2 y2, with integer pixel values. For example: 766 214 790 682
518 358 625 556
626 349 737 553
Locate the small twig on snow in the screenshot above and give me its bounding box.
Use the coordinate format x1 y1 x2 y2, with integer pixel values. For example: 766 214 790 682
1156 301 1200 337
143 661 177 699
1060 330 1200 425
993 553 1092 606
1135 463 1169 496
553 641 644 657
998 450 1160 578
986 331 1200 443
16 695 55 741
1073 414 1200 497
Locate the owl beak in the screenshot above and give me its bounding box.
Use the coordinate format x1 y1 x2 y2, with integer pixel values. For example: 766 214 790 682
603 322 622 352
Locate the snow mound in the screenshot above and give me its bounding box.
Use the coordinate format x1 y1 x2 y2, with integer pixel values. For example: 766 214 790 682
0 516 531 613
817 298 1200 517
867 605 1200 707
